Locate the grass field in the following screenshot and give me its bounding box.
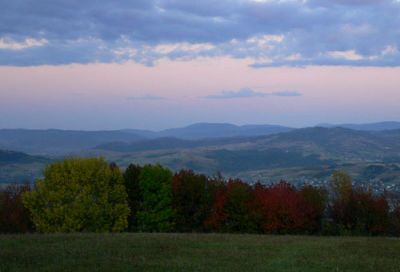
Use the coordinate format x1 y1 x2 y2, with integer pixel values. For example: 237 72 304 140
1 233 400 271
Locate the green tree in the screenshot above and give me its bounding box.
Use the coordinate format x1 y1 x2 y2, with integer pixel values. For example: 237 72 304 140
205 179 257 233
123 164 143 230
330 171 352 203
23 158 129 233
300 185 327 233
329 171 354 234
350 188 389 235
223 180 257 232
172 169 210 232
137 164 175 232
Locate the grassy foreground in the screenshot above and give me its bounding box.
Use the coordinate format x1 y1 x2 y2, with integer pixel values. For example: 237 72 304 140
1 233 400 272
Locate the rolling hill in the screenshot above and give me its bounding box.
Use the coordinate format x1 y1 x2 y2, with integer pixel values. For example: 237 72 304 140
0 123 292 155
97 127 400 162
0 129 145 155
153 123 293 139
2 124 400 186
92 127 400 186
2 122 399 156
0 149 49 183
319 121 400 131
95 135 264 153
0 149 48 165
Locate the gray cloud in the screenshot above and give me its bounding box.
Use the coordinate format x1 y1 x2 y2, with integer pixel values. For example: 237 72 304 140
204 88 302 99
271 91 302 97
0 0 399 66
204 88 268 99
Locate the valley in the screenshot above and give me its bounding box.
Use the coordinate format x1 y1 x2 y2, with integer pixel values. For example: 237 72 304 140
1 122 400 192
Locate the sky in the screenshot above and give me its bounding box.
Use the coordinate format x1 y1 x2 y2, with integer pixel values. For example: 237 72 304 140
0 0 399 130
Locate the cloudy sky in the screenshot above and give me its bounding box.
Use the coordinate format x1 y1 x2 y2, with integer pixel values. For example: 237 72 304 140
0 0 399 130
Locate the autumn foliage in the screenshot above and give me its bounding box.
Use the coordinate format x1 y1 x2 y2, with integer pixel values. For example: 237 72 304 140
22 158 130 233
0 183 33 233
205 179 256 232
172 170 213 232
1 159 400 236
251 182 324 234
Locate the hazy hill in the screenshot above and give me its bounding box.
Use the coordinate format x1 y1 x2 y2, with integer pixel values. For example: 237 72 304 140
2 126 400 184
0 123 292 155
123 123 293 139
0 129 144 155
95 136 261 153
93 127 400 182
155 123 293 139
0 149 49 183
3 122 399 156
319 121 400 131
97 127 400 162
261 127 390 160
201 127 400 174
0 149 48 165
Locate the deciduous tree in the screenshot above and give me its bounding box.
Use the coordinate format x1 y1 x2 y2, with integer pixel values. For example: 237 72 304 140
23 158 129 233
123 164 142 230
172 169 210 232
0 183 33 233
136 164 175 232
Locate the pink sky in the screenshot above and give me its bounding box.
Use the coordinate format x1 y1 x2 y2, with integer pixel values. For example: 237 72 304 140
0 57 399 130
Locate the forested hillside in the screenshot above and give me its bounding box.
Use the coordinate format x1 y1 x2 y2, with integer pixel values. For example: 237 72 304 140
0 150 47 165
2 126 400 189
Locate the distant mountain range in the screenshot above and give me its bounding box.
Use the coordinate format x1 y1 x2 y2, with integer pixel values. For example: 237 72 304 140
318 121 400 131
0 149 48 184
1 121 399 156
0 129 144 155
95 127 400 170
0 123 291 155
1 122 400 184
90 127 400 189
142 123 293 139
95 136 265 153
0 150 48 165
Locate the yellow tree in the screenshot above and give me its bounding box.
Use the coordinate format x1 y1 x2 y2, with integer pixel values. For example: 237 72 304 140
23 158 129 233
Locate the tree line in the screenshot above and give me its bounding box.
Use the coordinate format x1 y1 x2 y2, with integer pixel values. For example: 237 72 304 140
1 157 400 235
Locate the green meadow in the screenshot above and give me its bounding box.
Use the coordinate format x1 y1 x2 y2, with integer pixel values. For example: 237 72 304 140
1 233 399 272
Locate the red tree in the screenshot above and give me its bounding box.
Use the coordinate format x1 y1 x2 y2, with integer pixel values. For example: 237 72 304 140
204 179 257 232
0 183 34 233
252 181 324 234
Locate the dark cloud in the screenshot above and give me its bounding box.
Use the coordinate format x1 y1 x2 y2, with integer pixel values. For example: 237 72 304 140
0 0 399 66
